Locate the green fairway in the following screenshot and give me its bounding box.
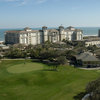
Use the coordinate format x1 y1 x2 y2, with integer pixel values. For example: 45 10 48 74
0 60 100 100
7 62 43 73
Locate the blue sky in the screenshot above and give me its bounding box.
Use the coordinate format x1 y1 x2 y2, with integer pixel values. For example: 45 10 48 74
0 0 100 28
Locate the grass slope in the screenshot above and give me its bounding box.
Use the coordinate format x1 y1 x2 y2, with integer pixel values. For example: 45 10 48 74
0 60 100 100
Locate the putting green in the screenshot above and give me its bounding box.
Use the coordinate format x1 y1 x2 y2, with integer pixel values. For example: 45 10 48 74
7 63 43 74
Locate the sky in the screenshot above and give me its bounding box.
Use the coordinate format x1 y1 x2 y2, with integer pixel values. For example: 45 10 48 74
0 0 100 28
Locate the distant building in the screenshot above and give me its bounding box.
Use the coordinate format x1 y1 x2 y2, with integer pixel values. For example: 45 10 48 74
0 41 4 44
85 36 100 47
5 26 83 45
0 44 9 50
84 30 100 47
76 52 100 67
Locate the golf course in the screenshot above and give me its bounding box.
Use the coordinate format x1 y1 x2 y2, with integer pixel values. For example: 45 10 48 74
0 60 100 100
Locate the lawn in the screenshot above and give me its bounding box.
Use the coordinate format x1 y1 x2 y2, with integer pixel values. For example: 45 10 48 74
0 60 100 100
7 62 43 73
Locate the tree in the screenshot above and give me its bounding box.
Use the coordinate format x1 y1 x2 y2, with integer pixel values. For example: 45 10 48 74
80 78 100 100
5 47 27 58
52 56 67 70
56 56 67 65
30 50 39 59
87 45 98 54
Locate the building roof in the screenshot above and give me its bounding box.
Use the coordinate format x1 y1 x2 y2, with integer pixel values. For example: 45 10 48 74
6 26 83 34
67 26 75 29
65 26 82 32
84 36 100 42
67 26 74 28
48 29 59 32
20 30 39 33
6 30 22 33
64 28 82 32
74 29 83 32
59 25 64 29
24 27 32 30
6 30 40 34
42 26 47 29
76 52 99 61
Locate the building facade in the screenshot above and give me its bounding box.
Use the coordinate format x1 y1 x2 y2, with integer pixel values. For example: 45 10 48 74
83 29 100 47
5 26 83 45
85 40 100 47
84 31 100 47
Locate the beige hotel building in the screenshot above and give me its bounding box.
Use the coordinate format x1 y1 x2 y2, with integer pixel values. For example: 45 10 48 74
5 26 83 45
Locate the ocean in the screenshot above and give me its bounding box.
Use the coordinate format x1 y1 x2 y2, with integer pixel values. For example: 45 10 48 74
0 27 100 41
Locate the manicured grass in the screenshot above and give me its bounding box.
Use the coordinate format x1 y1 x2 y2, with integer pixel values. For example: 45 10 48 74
0 60 100 100
7 62 43 73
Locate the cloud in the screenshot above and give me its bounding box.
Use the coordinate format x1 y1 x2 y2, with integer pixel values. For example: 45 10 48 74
4 0 20 2
2 0 30 6
36 0 47 4
1 0 48 6
18 1 27 6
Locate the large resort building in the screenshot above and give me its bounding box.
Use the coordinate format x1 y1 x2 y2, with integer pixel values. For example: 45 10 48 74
5 26 83 45
83 29 100 47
